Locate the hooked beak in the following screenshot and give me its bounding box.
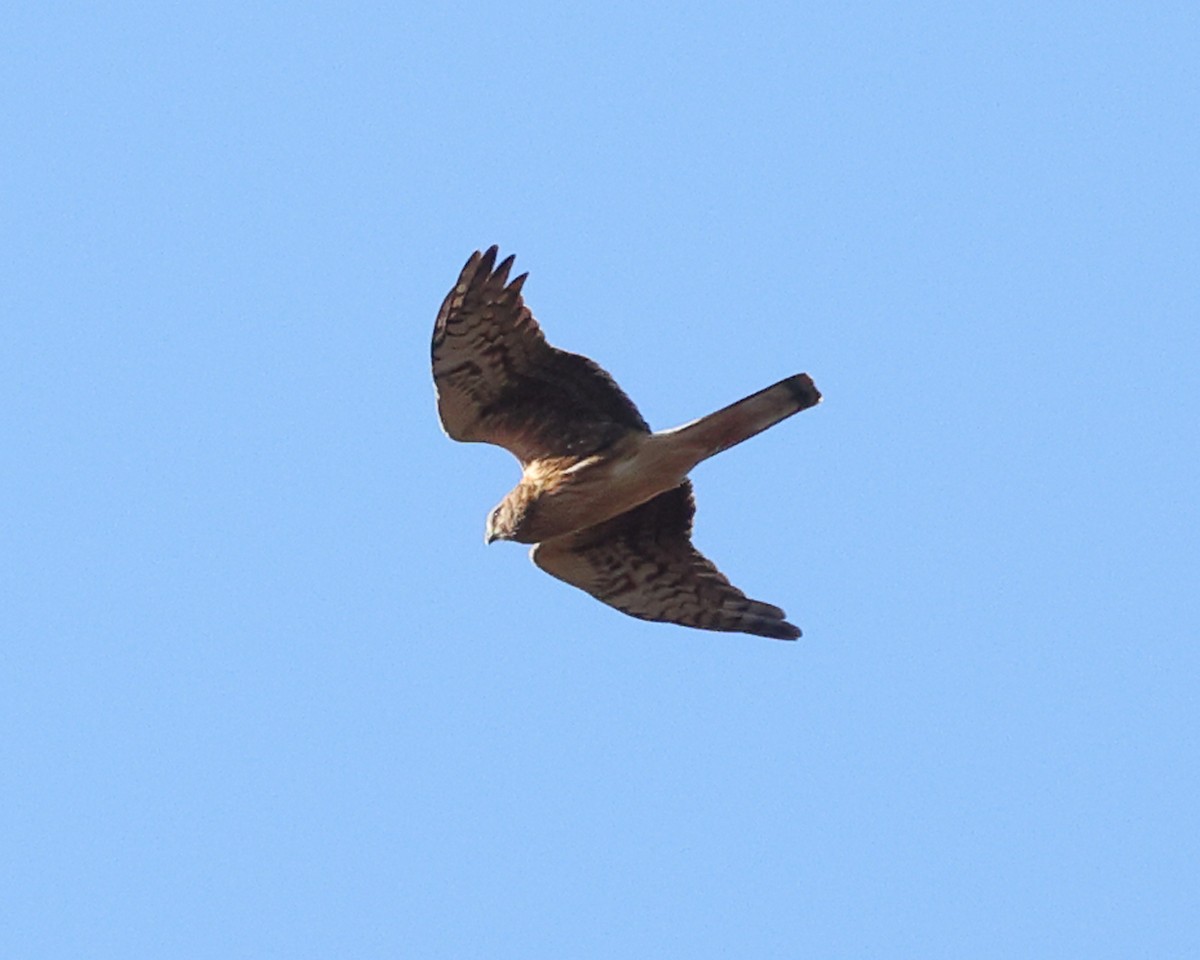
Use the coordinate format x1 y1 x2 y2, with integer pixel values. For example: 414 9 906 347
485 531 498 545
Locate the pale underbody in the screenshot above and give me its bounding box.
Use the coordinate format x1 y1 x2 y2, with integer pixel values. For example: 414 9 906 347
495 426 711 544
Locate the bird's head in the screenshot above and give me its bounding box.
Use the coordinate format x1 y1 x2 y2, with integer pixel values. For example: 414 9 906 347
485 488 538 544
484 504 510 544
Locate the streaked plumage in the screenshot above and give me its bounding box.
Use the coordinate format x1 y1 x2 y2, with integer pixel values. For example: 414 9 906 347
432 246 821 640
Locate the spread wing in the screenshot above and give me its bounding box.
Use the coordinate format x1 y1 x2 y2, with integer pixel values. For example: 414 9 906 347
531 482 801 640
432 246 650 465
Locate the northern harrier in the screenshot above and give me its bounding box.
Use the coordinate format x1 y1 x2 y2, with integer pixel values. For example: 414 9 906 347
432 247 821 640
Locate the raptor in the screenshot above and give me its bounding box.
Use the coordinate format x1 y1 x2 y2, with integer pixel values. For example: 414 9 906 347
432 247 821 640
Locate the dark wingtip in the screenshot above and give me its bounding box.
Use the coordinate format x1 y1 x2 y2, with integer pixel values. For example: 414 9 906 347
773 622 803 641
783 373 822 412
469 245 499 279
493 253 517 286
745 616 801 640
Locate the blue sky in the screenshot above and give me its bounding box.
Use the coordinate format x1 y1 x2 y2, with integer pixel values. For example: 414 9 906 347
3 2 1197 956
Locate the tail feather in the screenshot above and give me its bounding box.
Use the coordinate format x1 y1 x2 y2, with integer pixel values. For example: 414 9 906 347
665 373 821 462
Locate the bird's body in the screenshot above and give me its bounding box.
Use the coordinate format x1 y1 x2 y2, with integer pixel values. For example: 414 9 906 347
432 246 821 641
491 433 689 544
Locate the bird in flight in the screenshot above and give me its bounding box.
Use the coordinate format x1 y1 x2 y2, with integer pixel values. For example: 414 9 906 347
432 247 821 640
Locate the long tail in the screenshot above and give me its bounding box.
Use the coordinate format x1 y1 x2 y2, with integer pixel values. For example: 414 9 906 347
662 373 821 462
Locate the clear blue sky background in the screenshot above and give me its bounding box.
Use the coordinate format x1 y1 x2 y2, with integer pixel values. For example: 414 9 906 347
3 2 1197 957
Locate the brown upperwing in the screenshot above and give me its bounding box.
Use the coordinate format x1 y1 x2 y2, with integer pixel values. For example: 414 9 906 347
432 247 650 465
532 482 802 640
